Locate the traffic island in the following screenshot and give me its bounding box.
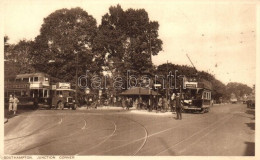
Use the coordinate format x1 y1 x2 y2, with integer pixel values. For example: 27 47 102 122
130 109 174 116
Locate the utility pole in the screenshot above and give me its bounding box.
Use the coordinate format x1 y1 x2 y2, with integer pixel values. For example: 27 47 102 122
186 54 197 72
166 60 169 102
149 32 152 110
75 51 79 104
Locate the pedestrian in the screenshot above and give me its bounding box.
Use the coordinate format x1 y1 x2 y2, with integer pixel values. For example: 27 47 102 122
170 93 176 112
13 95 19 115
153 96 157 110
9 95 14 115
33 95 39 110
126 98 131 110
125 98 129 110
175 93 182 120
133 98 138 109
158 97 163 111
122 97 126 109
163 97 168 112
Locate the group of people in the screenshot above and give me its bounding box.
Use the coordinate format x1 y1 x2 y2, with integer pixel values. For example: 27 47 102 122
121 97 133 110
121 92 183 120
156 93 183 120
8 94 19 115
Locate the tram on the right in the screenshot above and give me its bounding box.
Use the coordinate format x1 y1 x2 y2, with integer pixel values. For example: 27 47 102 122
181 76 213 113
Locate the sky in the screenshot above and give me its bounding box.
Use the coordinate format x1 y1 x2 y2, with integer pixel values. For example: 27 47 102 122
2 0 258 87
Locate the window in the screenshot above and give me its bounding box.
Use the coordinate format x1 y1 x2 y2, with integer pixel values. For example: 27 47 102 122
30 90 34 97
39 89 43 98
44 90 48 97
204 92 211 100
34 77 39 82
203 92 207 99
39 77 44 82
23 78 29 82
57 91 63 97
15 78 22 82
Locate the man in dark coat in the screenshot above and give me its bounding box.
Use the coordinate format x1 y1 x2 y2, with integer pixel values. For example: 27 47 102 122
175 93 182 120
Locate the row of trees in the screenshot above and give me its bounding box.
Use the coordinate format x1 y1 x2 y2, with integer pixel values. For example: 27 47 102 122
156 63 253 100
5 5 162 82
4 5 252 100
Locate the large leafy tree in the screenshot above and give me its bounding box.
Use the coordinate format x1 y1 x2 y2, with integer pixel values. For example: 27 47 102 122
30 7 101 83
4 37 35 76
94 5 163 79
226 82 252 99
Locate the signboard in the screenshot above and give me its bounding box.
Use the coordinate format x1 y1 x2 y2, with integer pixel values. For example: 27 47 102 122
185 82 197 88
154 84 162 87
30 83 43 89
51 85 57 90
57 82 71 89
5 84 29 89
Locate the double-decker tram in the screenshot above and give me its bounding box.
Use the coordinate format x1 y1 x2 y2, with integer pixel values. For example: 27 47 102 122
182 76 212 113
4 73 50 107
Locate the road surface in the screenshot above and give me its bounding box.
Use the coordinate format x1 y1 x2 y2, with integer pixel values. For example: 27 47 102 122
4 103 255 156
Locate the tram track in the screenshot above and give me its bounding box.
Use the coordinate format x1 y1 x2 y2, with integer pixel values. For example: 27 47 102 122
11 116 116 155
154 114 234 155
75 118 117 155
97 112 228 155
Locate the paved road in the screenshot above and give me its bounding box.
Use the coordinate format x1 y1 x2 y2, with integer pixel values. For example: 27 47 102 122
4 103 255 156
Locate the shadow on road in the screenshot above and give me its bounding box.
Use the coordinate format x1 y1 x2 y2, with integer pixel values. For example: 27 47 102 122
244 142 255 156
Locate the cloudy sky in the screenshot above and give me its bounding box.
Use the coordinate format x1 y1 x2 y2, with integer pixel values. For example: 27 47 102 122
3 0 257 87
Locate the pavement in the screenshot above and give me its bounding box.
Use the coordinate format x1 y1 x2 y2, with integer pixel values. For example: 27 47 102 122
4 103 255 156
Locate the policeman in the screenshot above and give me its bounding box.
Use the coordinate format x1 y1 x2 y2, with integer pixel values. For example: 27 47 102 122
175 93 182 120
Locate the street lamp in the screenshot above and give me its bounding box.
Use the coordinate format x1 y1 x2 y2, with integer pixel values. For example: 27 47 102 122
75 51 79 105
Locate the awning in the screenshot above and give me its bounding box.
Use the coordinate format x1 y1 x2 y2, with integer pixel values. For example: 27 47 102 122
120 87 160 96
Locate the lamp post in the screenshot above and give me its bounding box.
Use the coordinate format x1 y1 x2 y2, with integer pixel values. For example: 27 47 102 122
75 51 79 105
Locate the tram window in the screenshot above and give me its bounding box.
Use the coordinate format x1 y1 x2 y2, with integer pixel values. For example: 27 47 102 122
203 92 207 99
34 77 38 82
39 77 44 82
30 90 34 97
44 90 48 97
15 79 22 82
39 90 43 97
23 78 29 82
57 91 62 96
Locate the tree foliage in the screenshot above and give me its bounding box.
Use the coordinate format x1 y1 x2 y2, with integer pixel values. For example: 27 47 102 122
4 39 35 76
30 7 100 83
156 63 228 100
226 82 252 99
94 5 163 76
